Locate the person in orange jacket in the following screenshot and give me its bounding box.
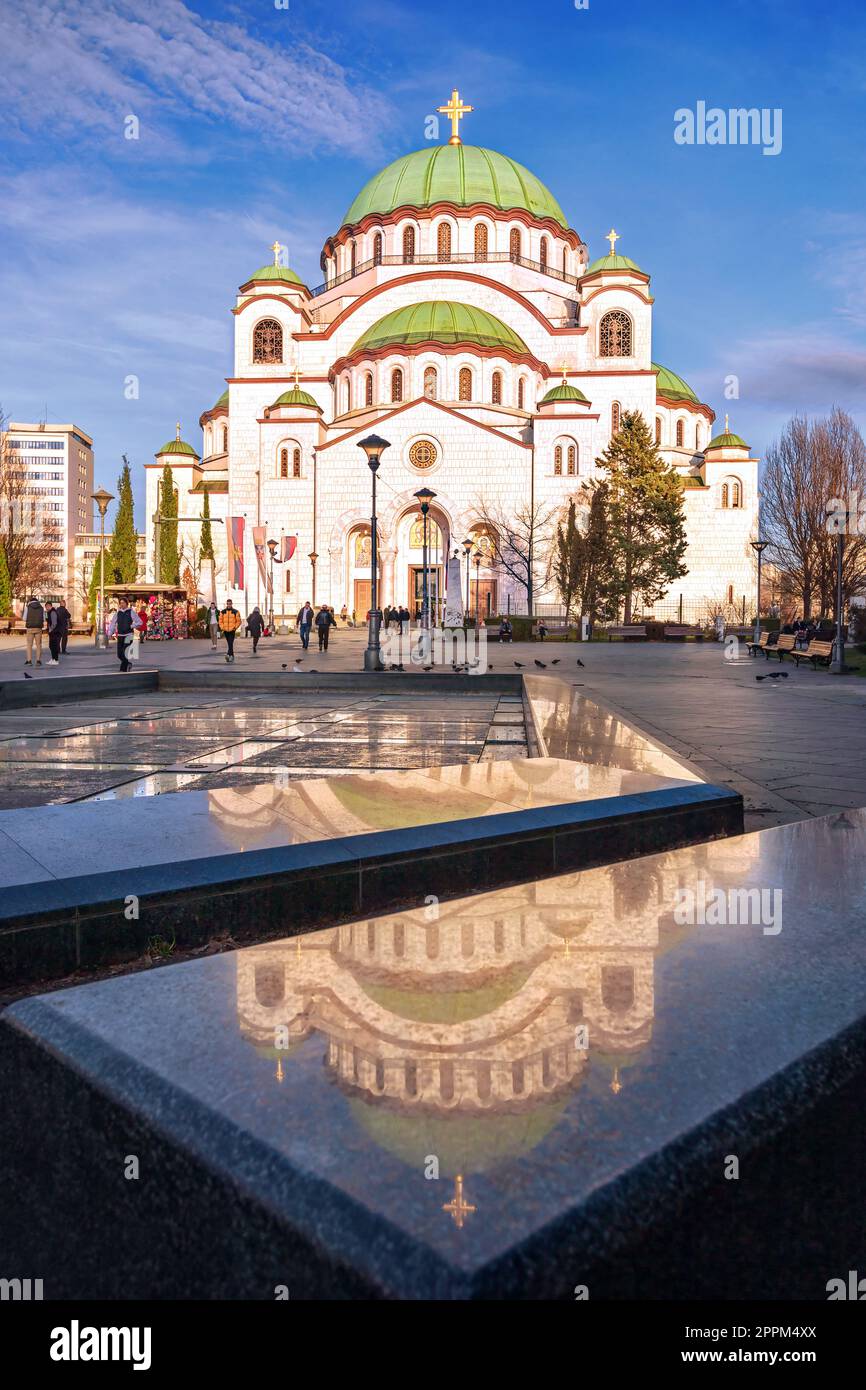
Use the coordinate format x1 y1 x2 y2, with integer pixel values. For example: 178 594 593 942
218 599 242 663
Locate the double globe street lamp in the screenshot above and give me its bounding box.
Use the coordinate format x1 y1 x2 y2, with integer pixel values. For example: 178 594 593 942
91 487 114 648
358 434 390 671
414 486 436 630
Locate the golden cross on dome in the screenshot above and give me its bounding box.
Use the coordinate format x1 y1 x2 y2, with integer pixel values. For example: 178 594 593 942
438 88 474 145
606 228 620 256
293 361 301 390
175 421 181 441
442 1174 476 1229
272 240 283 266
560 363 569 383
725 413 730 432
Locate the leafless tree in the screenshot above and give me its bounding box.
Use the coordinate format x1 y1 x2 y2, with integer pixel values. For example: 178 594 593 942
762 409 866 618
472 495 556 615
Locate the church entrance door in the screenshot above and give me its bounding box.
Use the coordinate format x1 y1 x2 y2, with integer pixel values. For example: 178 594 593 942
410 565 443 621
354 579 372 616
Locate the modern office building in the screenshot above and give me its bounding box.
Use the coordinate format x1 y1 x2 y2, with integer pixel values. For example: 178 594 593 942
2 422 94 606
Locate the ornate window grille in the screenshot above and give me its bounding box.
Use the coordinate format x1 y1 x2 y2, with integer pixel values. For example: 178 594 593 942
539 236 548 270
554 445 562 476
475 223 488 261
567 444 577 475
598 310 632 357
391 368 403 403
676 419 684 447
423 366 438 400
509 227 521 260
517 377 525 409
437 222 452 262
253 318 283 363
458 366 472 401
365 372 373 406
403 226 415 263
373 233 383 265
293 448 301 478
279 448 289 479
491 371 502 405
655 417 662 444
612 401 621 434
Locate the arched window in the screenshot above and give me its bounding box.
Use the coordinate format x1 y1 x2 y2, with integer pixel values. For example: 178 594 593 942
253 318 282 363
373 232 383 265
491 371 502 405
279 444 300 479
474 223 488 261
611 401 621 434
391 368 403 403
509 227 521 261
598 309 632 357
350 241 356 275
437 222 451 262
676 419 684 447
423 366 438 400
562 247 568 277
655 417 662 444
732 481 741 507
554 445 562 476
293 447 301 478
458 366 472 401
279 448 289 479
221 425 228 453
365 371 373 406
539 236 548 270
343 376 351 413
403 226 415 263
567 444 577 476
517 377 525 410
721 483 730 508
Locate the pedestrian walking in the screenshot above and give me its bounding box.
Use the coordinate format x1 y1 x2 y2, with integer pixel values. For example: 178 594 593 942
297 600 313 650
248 606 264 654
108 598 141 672
137 604 148 642
23 596 45 666
399 604 410 635
340 604 348 625
46 604 62 664
207 602 220 650
316 602 336 651
219 599 242 662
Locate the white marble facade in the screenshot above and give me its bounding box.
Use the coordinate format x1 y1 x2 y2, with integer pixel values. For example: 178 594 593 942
145 121 759 623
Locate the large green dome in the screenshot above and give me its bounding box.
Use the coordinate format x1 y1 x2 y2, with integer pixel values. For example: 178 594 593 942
350 301 529 356
343 146 568 229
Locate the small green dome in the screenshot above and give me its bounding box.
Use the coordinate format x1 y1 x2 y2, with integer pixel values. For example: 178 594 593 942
351 301 529 356
584 252 646 275
706 430 749 452
540 382 589 404
271 388 321 410
157 438 198 458
653 363 699 405
212 389 229 410
245 264 304 286
343 145 568 229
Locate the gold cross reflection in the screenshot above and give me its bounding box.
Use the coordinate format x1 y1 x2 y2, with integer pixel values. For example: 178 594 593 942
443 1174 476 1229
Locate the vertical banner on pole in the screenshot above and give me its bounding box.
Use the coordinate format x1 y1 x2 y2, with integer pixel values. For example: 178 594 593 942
226 517 245 590
252 526 271 593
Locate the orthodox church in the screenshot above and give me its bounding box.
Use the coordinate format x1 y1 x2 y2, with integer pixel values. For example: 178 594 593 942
145 91 759 622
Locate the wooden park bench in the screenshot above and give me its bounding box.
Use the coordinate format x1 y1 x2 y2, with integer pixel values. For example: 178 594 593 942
747 631 770 656
767 632 796 661
663 624 702 640
607 625 647 641
533 620 575 640
791 638 834 670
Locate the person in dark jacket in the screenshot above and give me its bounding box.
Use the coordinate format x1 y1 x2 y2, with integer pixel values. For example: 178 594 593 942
23 597 44 666
315 603 336 651
248 606 264 654
46 604 61 664
297 601 313 650
107 599 141 671
56 603 72 654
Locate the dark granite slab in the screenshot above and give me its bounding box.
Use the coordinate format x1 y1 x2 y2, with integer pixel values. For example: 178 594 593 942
2 808 864 1298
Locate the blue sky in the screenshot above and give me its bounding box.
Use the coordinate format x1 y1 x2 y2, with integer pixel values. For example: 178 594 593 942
2 0 865 528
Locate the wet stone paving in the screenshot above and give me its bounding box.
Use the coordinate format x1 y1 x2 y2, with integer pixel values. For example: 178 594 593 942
0 691 526 809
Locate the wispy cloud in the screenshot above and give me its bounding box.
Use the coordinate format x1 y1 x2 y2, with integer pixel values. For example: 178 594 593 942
0 0 393 158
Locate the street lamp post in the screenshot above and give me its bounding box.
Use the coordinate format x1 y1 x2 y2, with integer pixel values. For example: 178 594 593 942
308 551 318 608
462 537 473 623
359 435 390 671
826 507 847 674
267 539 278 631
414 487 435 629
91 487 114 648
474 550 482 629
750 539 770 647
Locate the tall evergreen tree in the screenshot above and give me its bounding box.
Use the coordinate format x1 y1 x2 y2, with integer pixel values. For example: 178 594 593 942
595 411 688 623
0 544 12 617
109 456 138 583
159 464 180 586
551 485 613 624
199 485 216 604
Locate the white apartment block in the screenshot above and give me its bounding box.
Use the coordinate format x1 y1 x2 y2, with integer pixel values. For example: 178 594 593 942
3 422 94 606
